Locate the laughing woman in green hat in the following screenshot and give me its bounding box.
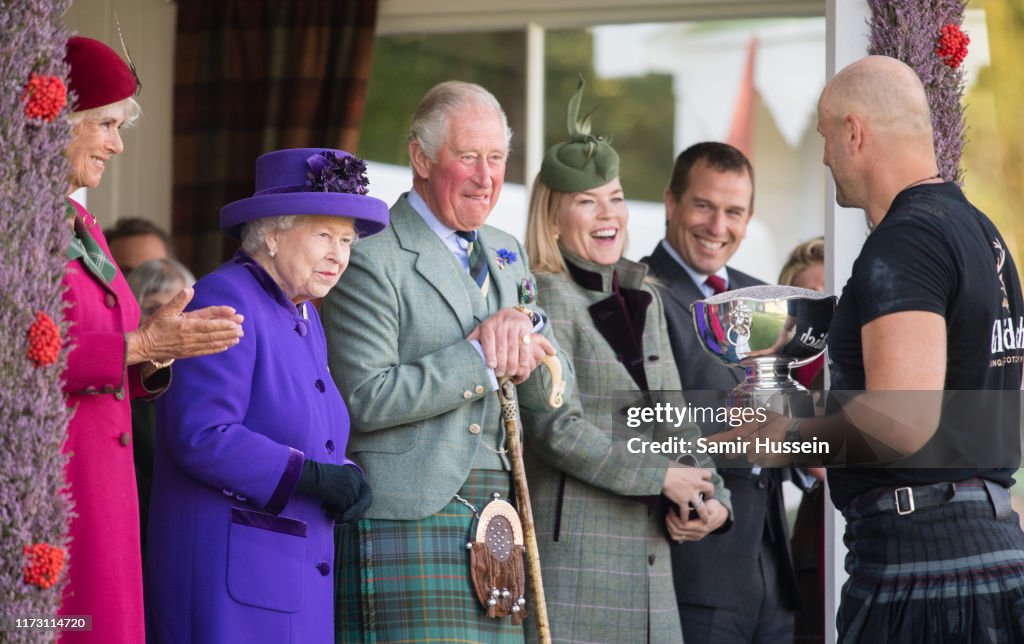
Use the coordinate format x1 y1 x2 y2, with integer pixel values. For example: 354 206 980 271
522 78 732 643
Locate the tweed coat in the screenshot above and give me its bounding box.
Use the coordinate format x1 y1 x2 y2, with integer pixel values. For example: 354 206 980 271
147 253 351 643
322 194 572 520
324 194 573 642
58 199 165 644
643 242 802 613
522 251 731 644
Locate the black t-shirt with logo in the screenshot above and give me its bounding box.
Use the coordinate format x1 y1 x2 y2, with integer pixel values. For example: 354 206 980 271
827 182 1024 510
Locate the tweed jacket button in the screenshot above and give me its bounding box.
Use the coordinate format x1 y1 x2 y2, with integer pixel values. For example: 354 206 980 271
756 478 769 490
119 432 131 447
463 390 472 399
101 384 114 394
316 561 330 576
315 379 326 393
84 386 97 394
474 385 485 395
469 423 482 435
104 293 116 308
325 439 335 454
648 554 656 565
114 389 126 401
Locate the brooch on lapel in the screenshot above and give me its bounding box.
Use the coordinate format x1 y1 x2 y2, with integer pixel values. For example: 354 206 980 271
517 278 536 305
495 248 517 270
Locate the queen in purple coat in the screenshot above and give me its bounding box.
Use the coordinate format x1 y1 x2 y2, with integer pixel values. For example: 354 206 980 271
146 149 389 643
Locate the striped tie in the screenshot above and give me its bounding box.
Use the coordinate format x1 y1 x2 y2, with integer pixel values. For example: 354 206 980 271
456 230 489 291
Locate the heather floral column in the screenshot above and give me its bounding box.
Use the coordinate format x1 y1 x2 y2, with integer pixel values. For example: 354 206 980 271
0 0 75 637
868 0 970 184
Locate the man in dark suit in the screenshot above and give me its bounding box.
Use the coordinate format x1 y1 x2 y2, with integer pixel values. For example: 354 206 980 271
643 142 801 643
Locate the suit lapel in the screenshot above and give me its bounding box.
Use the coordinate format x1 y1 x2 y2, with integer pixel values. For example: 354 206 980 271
390 195 477 335
648 246 704 313
476 229 511 308
647 244 745 387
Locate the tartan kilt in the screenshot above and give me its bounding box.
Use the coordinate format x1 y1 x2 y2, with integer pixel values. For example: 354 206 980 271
838 482 1024 643
335 469 525 643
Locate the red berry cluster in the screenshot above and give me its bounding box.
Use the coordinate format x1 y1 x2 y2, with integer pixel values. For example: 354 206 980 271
935 24 969 68
23 543 66 589
27 311 61 367
22 73 67 122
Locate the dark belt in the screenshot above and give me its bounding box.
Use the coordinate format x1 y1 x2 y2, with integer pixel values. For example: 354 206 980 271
845 478 1012 521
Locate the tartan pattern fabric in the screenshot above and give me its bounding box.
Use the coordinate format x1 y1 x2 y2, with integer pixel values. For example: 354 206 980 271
520 254 731 643
838 488 1024 643
456 230 489 291
173 0 378 276
335 469 524 643
68 216 118 284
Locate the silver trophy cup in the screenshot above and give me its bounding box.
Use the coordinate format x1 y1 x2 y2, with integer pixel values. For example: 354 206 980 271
691 285 836 416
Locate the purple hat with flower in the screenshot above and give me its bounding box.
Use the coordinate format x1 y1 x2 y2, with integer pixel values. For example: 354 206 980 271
220 148 389 240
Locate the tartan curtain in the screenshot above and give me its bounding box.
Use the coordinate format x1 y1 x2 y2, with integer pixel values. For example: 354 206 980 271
173 0 378 276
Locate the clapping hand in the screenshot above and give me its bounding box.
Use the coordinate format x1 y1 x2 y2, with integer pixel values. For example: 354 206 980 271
128 287 245 367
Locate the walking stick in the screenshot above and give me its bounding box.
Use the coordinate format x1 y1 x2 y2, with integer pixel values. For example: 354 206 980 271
498 354 564 644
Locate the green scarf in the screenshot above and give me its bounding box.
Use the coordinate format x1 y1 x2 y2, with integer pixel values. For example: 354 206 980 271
66 202 118 284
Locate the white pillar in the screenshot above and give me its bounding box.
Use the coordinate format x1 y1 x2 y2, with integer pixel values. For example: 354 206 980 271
525 23 546 198
824 2 871 643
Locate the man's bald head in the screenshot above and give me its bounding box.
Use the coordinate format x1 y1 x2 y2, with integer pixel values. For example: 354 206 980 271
819 55 934 144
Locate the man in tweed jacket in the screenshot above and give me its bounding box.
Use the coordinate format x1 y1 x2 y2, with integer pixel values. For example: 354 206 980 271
323 81 572 643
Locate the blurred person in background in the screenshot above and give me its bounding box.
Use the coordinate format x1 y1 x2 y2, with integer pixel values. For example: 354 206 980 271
104 217 172 275
126 257 197 553
778 237 826 644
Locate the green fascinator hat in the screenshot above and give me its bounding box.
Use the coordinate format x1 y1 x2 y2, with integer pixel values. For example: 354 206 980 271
539 75 620 193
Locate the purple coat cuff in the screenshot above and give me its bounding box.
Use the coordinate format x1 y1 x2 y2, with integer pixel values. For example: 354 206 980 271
265 448 304 515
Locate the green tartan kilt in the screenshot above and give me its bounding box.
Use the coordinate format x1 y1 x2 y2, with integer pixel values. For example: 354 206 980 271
335 469 525 643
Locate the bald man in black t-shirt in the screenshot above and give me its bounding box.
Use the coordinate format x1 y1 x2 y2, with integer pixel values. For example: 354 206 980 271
819 56 1024 643
715 55 1024 642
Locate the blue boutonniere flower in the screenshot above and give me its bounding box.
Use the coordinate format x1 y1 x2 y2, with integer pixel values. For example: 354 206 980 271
495 248 518 270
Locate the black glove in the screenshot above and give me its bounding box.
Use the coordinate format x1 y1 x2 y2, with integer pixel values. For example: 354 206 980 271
297 460 363 519
336 475 373 525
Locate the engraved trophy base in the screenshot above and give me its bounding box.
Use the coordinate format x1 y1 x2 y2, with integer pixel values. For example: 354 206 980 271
727 358 816 418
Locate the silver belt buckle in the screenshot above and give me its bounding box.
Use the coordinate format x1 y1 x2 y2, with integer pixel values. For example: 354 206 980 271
894 486 915 515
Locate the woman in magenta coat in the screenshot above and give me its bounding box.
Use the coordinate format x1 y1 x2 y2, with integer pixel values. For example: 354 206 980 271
59 37 244 643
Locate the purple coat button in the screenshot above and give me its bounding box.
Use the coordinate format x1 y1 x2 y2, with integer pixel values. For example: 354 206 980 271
315 379 326 393
316 562 330 576
295 321 308 337
325 440 335 454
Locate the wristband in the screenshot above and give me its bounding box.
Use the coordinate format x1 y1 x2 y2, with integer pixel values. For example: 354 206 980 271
150 358 175 370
